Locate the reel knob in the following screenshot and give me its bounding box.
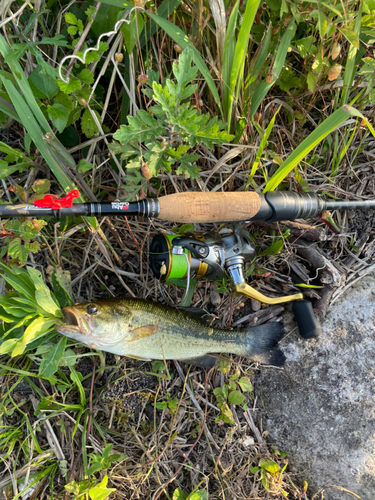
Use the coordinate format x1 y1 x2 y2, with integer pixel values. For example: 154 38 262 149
149 234 171 281
292 300 321 339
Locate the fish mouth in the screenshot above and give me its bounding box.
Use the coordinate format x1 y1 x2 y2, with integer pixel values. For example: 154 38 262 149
57 307 90 335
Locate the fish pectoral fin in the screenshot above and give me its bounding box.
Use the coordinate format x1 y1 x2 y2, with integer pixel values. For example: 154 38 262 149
128 324 159 342
180 354 217 369
126 354 152 361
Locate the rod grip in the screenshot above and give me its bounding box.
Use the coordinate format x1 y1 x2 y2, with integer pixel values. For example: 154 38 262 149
157 192 262 223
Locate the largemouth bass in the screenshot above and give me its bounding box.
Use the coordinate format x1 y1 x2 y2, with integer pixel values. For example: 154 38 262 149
56 298 285 368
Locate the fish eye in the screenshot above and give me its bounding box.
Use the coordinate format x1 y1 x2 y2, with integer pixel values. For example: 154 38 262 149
86 305 98 315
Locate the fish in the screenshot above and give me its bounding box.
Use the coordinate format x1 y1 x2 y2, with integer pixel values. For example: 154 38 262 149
56 298 285 368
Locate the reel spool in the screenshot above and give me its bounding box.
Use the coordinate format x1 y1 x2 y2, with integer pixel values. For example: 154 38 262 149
149 225 321 339
149 234 211 283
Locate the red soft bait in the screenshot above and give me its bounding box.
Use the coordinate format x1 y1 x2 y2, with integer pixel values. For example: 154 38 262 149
33 189 80 209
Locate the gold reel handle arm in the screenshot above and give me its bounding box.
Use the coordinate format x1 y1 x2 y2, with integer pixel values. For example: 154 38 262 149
234 283 303 305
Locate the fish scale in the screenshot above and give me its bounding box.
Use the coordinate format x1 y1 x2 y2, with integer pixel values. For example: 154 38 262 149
56 297 286 367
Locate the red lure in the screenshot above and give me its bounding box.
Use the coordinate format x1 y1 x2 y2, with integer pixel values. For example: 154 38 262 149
33 190 80 209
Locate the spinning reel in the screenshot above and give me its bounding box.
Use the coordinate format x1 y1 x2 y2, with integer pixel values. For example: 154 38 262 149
149 224 320 339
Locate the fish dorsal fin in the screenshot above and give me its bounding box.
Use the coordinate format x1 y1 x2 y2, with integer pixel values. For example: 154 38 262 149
129 324 158 342
180 354 217 369
181 307 215 326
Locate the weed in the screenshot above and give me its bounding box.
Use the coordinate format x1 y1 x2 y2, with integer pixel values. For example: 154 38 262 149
214 370 253 424
111 49 233 188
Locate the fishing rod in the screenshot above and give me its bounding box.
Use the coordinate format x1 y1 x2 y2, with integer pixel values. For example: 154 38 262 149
2 188 373 340
1 189 374 223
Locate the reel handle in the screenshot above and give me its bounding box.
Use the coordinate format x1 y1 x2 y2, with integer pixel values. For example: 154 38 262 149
234 283 303 305
235 284 321 339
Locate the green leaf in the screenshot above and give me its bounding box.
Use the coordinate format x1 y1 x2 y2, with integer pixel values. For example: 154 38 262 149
67 26 78 36
41 336 68 378
146 146 169 176
246 106 280 187
250 19 296 118
189 491 208 500
78 159 93 173
12 317 56 357
81 108 101 138
317 10 328 39
338 27 359 49
47 103 69 133
88 476 116 500
227 0 261 131
228 390 245 405
51 269 74 308
57 79 82 94
176 157 200 180
259 460 279 475
121 11 144 54
0 263 35 301
295 36 317 59
0 160 28 179
7 238 29 266
24 241 41 253
78 69 94 85
358 57 375 95
307 71 319 93
173 488 188 500
172 49 198 104
215 402 234 424
222 384 229 400
27 267 62 317
65 12 78 25
222 0 239 118
32 179 51 194
147 13 223 117
259 239 284 256
340 4 362 105
113 110 163 144
238 377 253 393
249 466 259 474
40 35 69 47
264 105 367 191
243 25 272 114
28 68 59 99
179 114 233 148
155 401 168 410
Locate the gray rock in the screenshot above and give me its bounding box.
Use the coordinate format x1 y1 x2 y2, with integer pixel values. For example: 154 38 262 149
257 274 375 500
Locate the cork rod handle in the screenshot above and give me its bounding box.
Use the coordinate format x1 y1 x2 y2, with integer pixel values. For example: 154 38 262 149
157 192 262 223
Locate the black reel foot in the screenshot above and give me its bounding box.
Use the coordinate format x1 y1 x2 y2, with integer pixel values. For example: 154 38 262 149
292 300 321 339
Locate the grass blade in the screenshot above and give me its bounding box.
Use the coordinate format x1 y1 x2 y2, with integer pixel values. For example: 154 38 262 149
227 0 261 131
222 0 240 120
147 12 223 117
243 23 272 116
141 0 183 46
340 3 363 105
331 123 357 179
250 19 295 119
246 106 281 188
0 34 52 134
0 78 77 192
208 0 226 63
0 95 19 122
264 105 370 192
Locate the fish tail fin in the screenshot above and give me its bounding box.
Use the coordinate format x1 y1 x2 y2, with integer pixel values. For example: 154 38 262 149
239 322 285 366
